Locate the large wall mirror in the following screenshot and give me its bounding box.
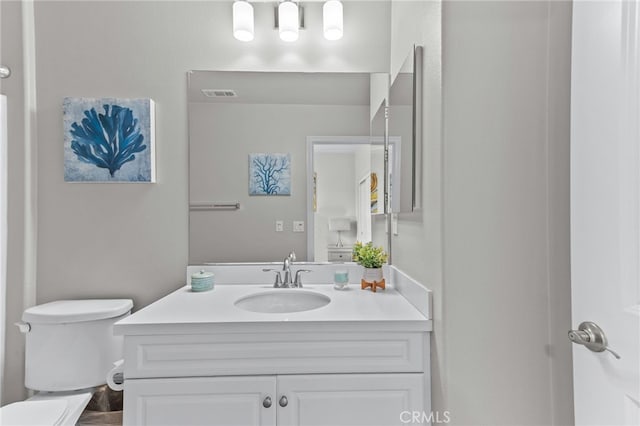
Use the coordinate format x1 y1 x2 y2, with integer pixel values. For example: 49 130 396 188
189 71 382 263
187 63 422 263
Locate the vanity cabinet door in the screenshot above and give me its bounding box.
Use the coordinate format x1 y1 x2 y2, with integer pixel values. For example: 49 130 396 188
123 376 277 426
276 373 425 426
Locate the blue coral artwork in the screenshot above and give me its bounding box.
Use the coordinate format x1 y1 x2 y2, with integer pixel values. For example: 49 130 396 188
63 97 156 182
249 153 291 196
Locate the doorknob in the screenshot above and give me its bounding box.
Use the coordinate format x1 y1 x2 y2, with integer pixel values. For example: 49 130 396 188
568 321 621 359
262 396 272 408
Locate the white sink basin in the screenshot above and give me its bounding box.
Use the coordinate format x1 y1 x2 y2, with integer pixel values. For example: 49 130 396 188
234 290 331 314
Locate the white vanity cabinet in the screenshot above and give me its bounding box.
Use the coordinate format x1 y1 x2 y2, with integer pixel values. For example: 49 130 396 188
124 373 424 426
120 329 429 426
125 376 276 426
115 281 432 426
276 373 424 426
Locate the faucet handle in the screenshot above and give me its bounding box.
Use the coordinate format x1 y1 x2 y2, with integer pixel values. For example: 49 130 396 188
263 268 283 287
293 269 311 288
288 251 296 262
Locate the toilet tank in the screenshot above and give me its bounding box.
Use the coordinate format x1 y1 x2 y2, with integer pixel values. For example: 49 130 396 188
20 299 133 392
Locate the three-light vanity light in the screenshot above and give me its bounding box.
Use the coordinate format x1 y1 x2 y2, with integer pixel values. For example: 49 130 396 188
233 0 343 42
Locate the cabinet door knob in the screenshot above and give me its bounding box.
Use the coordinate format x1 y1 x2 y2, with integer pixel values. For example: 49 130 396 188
263 396 272 408
279 395 288 407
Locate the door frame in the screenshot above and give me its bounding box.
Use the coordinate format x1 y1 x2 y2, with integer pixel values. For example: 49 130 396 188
306 136 400 260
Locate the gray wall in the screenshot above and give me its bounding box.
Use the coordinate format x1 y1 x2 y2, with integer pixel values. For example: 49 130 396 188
390 1 574 424
189 103 369 262
2 0 390 403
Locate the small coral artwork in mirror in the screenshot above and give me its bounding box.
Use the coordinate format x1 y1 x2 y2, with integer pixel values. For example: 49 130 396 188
63 97 156 182
249 153 291 196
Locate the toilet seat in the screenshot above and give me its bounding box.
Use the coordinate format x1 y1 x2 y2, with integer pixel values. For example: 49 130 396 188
0 391 92 426
0 400 68 425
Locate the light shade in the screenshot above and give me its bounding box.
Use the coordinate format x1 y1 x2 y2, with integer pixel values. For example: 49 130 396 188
329 217 351 247
233 1 254 42
328 217 351 232
323 0 343 41
279 1 299 42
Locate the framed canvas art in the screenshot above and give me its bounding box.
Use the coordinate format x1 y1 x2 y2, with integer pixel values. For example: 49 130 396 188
63 97 156 183
249 153 291 196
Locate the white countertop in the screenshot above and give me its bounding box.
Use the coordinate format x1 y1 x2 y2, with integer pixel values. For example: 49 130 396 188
114 284 431 335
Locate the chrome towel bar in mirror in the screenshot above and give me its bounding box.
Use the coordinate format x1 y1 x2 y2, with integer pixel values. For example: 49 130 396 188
190 202 241 211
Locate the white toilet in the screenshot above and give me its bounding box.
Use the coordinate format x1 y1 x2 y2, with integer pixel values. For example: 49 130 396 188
1 299 133 425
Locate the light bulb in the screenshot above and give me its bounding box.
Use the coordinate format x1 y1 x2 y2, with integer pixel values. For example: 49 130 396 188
279 1 299 42
233 1 254 42
323 0 343 41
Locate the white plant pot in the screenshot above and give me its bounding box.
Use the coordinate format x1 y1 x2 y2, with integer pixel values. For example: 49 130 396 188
362 267 384 283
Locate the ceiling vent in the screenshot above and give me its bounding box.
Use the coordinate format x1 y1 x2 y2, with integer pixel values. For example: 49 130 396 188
201 89 238 98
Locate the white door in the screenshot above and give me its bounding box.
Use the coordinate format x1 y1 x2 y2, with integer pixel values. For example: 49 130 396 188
276 373 424 426
123 376 277 426
571 1 640 424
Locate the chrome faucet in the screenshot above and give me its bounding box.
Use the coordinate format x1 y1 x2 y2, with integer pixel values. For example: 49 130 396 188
282 251 296 286
263 251 296 288
264 251 311 288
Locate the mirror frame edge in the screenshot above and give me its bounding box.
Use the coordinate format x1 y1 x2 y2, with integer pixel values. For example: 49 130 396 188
412 44 424 211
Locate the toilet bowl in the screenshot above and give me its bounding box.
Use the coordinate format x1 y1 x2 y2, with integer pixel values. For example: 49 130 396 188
0 299 132 425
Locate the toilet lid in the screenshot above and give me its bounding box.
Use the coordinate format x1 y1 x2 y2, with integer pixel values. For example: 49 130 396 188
23 299 133 324
0 399 68 426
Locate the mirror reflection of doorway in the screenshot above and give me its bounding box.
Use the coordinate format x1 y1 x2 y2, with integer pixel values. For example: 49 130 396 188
307 137 371 261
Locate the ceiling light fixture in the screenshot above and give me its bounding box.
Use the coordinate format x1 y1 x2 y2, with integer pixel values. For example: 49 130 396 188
232 0 340 43
278 0 299 42
233 0 254 42
323 0 343 41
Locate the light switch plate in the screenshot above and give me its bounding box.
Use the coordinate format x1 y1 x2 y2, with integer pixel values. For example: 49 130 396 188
275 220 284 232
293 221 305 232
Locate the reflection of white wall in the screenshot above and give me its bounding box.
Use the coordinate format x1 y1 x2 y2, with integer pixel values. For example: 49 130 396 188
313 153 356 261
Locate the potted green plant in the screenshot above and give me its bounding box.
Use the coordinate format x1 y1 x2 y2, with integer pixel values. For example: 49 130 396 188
352 242 388 291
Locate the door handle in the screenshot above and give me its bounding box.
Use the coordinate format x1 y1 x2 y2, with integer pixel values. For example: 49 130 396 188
568 321 621 359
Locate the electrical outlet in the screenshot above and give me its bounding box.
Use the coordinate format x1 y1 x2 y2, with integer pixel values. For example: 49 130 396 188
275 220 284 232
293 221 305 233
